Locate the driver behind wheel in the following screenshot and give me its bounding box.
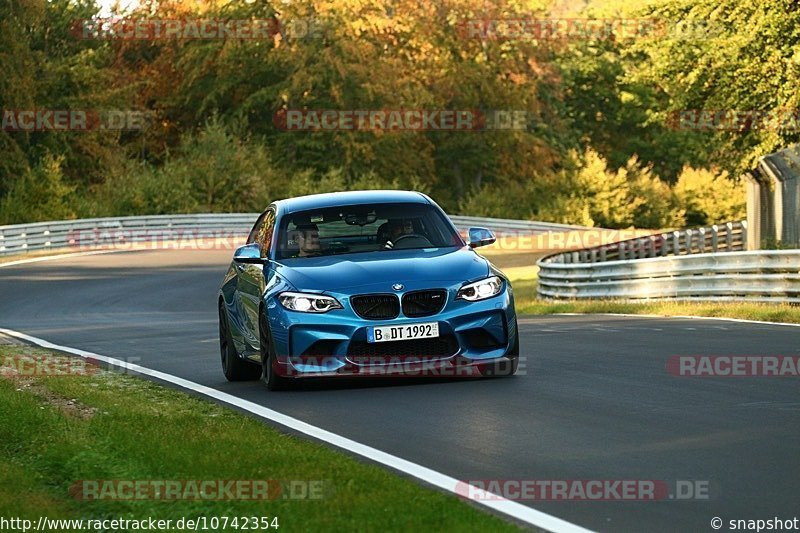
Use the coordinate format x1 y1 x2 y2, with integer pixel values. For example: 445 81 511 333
379 218 414 248
387 219 414 243
294 223 322 257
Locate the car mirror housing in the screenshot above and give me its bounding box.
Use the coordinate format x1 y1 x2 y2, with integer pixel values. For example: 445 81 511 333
233 243 266 264
468 227 496 248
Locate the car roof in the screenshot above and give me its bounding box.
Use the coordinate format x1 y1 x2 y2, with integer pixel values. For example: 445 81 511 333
273 190 431 214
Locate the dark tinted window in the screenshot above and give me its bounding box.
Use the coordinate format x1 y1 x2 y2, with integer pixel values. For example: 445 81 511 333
276 202 462 259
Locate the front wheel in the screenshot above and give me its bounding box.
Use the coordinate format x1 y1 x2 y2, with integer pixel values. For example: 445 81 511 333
259 311 293 391
219 304 261 381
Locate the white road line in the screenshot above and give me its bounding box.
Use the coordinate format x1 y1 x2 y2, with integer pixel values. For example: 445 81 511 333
0 327 593 533
0 250 126 268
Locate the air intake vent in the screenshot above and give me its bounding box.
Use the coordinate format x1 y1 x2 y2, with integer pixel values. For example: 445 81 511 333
348 335 459 359
351 294 400 320
402 289 446 317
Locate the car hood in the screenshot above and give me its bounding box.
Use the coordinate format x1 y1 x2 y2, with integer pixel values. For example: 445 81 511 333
273 247 490 292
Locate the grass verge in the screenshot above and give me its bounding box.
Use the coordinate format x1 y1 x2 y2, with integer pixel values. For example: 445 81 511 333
510 280 800 324
484 251 799 325
0 344 517 531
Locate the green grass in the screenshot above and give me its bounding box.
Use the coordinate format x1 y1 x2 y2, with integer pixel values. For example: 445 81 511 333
510 279 800 324
0 345 517 531
484 252 800 325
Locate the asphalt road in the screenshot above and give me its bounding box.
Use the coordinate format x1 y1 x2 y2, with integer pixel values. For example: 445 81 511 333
1 249 798 532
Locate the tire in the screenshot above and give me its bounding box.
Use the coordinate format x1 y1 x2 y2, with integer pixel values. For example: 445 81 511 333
259 311 293 391
219 303 261 382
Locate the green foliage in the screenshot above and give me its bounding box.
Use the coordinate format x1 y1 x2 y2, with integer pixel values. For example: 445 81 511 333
0 0 783 228
629 0 800 175
280 167 425 200
461 149 687 229
0 155 76 224
564 150 684 228
673 166 746 226
0 345 515 530
91 121 275 216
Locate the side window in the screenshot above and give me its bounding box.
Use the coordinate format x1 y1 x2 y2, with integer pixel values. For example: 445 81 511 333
247 213 267 244
258 210 276 258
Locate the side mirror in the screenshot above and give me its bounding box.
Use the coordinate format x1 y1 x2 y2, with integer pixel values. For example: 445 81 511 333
233 243 266 264
468 227 496 249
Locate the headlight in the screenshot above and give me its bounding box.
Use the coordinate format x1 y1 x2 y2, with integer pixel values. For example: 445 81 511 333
456 276 503 301
278 292 342 313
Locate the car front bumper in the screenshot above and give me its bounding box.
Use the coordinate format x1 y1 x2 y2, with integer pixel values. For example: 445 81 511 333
265 284 518 378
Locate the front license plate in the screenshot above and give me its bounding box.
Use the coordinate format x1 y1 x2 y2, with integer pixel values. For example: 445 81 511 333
367 322 439 343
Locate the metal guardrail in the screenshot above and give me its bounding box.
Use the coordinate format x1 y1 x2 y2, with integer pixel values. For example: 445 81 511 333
448 215 586 233
0 213 581 256
542 221 747 264
0 214 257 256
538 220 800 303
537 250 800 303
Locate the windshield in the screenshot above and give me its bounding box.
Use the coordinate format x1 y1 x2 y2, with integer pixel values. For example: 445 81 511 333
276 202 463 259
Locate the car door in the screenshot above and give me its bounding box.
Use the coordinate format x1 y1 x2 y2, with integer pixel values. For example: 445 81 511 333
237 208 276 357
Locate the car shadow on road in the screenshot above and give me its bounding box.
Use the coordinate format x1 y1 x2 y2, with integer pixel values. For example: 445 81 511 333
284 375 511 392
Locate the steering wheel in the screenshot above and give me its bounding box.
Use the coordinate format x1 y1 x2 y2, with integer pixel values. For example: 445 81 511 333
385 234 432 249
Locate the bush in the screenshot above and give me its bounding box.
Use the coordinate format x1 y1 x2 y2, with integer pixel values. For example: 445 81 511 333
673 166 746 226
0 155 76 224
459 149 685 229
280 168 418 200
91 120 276 216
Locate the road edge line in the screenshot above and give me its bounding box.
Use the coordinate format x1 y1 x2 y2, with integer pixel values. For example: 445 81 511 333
0 327 593 533
535 312 800 328
0 250 126 268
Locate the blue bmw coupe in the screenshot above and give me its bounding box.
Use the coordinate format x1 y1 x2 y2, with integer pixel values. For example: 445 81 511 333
218 190 519 390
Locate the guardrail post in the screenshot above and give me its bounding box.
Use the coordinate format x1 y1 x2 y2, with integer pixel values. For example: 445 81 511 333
710 225 719 252
725 222 733 250
619 241 627 260
697 228 706 253
659 235 668 257
672 231 681 255
740 220 748 250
